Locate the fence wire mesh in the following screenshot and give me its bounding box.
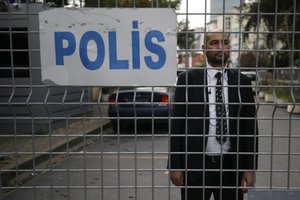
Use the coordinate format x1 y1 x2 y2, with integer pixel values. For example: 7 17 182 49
0 0 299 200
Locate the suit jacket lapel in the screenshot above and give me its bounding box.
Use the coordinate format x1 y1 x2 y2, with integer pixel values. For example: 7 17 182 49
197 69 210 135
194 69 208 102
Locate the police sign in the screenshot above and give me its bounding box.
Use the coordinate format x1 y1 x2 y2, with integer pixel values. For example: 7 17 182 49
39 8 177 86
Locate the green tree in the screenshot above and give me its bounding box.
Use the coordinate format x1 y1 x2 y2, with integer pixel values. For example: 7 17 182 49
243 0 300 67
177 20 198 50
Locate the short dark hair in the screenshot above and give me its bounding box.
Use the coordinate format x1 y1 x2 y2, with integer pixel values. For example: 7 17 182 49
203 29 230 45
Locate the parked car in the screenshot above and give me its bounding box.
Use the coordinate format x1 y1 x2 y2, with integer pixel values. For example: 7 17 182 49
108 87 173 133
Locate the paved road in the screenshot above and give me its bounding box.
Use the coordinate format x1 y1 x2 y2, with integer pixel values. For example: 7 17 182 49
249 104 300 200
3 104 300 200
3 132 176 200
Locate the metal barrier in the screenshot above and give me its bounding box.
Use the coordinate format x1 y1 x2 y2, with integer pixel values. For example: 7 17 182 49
0 1 299 200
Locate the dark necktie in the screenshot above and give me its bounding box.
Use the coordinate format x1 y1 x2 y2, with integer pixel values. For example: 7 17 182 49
215 72 227 145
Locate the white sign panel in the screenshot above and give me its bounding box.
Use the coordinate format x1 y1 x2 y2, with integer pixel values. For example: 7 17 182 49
39 8 177 86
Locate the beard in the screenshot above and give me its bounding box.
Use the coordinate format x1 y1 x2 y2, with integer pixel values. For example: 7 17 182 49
206 52 230 66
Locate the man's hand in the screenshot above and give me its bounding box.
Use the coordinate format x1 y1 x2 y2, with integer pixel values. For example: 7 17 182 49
241 171 255 193
169 171 184 186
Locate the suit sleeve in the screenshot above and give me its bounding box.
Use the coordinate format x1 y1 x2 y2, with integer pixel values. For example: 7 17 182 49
169 72 187 170
240 77 259 170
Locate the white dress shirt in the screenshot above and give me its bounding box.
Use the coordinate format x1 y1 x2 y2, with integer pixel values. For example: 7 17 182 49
205 64 231 155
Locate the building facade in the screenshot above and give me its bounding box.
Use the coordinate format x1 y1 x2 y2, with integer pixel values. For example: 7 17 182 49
0 3 91 133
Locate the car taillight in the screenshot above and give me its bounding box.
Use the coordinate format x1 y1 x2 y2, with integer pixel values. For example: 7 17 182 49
161 95 169 103
109 95 116 104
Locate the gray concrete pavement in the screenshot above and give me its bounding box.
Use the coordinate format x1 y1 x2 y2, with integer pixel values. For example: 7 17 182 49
255 104 300 190
2 133 178 200
0 105 110 188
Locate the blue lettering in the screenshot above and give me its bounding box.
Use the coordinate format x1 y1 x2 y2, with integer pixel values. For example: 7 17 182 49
54 21 167 71
79 31 105 70
55 32 76 65
144 30 166 70
132 20 140 69
109 32 129 69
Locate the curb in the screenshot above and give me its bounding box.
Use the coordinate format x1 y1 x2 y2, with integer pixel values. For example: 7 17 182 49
1 122 111 187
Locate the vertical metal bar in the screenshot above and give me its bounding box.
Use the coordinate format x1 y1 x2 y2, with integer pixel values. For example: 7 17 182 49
151 87 155 200
6 4 20 199
9 86 18 199
97 87 105 200
254 4 262 188
183 3 190 200
167 87 172 200
237 0 244 198
117 88 121 200
25 2 37 199
80 88 87 200
184 0 189 198
43 88 55 200
269 0 280 190
202 1 208 200
287 0 297 189
66 116 71 200
29 92 36 200
48 104 54 200
220 1 226 199
133 89 138 200
42 58 50 193
62 86 69 199
61 86 70 200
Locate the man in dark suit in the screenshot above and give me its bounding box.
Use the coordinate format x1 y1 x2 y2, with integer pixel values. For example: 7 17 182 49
169 30 258 200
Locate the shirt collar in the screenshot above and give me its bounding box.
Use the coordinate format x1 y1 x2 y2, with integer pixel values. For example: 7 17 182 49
206 62 228 79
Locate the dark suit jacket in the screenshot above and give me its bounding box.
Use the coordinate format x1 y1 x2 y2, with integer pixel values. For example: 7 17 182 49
169 68 258 183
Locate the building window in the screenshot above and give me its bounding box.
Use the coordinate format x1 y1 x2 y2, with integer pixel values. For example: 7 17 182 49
225 16 231 31
0 27 29 78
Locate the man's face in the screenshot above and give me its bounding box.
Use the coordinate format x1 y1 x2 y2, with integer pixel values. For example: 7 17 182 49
203 32 230 67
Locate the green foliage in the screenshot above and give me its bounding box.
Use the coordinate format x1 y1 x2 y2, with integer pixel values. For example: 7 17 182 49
274 81 290 100
243 0 300 67
259 80 300 103
177 20 199 50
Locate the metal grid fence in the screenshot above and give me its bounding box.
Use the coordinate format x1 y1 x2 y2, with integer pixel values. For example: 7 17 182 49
0 0 299 200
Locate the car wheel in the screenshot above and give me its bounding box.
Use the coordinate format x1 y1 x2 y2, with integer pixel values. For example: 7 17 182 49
111 120 125 134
